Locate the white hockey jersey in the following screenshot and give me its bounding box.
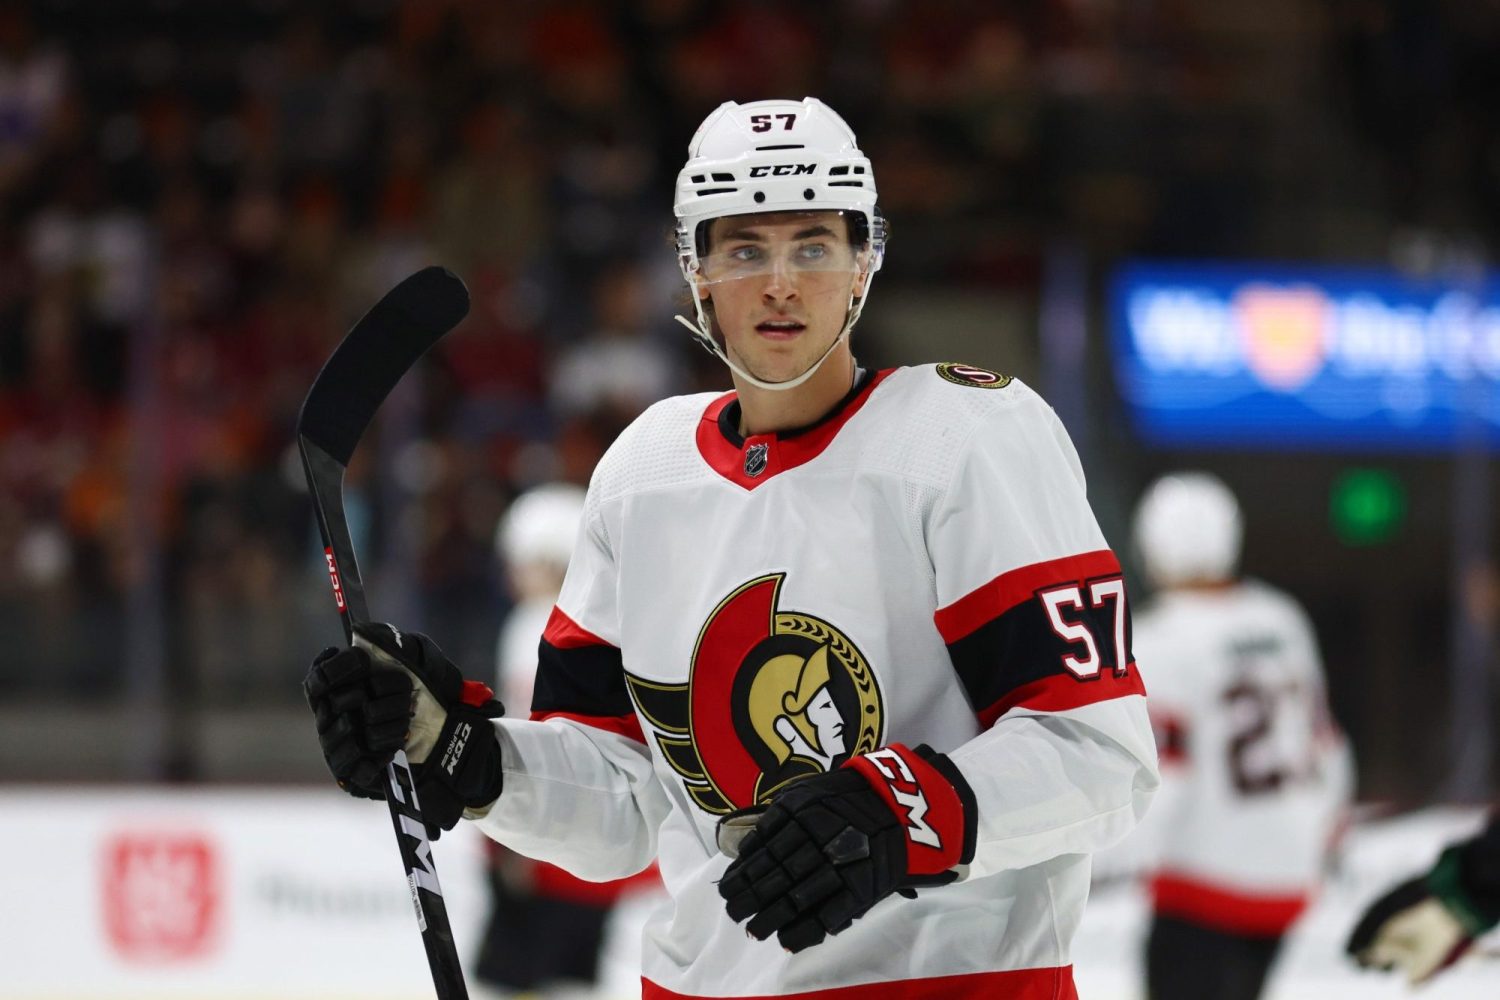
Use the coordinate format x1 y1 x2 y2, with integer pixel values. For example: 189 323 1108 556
472 365 1159 998
1126 581 1352 936
495 597 552 714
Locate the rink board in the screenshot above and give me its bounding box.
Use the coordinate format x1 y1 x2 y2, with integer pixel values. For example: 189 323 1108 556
4 788 1498 999
3 788 495 999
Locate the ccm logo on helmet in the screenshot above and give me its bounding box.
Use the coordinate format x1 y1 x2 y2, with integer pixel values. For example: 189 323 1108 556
864 748 942 849
749 163 816 178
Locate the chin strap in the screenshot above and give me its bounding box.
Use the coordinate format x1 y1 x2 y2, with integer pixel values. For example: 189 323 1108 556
674 272 874 392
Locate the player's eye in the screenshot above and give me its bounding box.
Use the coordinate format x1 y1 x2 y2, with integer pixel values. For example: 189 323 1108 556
797 243 828 261
728 245 763 264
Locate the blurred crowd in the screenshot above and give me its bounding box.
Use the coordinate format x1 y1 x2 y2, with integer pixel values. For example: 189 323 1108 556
2 0 1500 753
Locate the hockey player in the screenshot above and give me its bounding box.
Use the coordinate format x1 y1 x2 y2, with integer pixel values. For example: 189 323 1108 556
1346 811 1500 986
1124 472 1353 1000
492 484 588 715
475 482 648 998
302 97 1158 999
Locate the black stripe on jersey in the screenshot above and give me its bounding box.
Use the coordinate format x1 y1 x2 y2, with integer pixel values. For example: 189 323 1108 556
946 580 1134 717
530 637 633 717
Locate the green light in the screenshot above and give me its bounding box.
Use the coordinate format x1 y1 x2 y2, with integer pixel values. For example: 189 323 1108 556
1329 468 1406 546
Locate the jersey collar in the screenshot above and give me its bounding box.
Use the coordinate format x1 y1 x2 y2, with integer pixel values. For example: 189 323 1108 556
696 367 892 489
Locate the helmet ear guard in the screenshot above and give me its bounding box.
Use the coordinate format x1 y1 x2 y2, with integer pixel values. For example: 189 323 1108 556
672 98 886 391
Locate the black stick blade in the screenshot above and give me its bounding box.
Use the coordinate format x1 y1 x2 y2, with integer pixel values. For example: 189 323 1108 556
297 266 469 465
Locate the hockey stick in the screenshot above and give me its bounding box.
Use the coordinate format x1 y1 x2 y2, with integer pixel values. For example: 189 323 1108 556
296 266 472 999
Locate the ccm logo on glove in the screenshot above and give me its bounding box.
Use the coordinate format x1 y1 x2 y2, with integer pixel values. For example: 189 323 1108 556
846 743 972 876
861 747 941 848
441 722 472 777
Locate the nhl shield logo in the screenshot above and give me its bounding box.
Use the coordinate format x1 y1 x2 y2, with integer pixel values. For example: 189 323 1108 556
743 443 769 478
625 573 884 814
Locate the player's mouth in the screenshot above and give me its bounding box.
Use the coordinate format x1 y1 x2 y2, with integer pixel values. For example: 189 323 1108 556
755 318 806 340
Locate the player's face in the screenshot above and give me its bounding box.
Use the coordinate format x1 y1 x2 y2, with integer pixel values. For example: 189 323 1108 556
698 211 868 385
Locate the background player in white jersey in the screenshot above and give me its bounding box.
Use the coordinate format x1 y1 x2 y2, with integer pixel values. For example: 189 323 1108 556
475 483 630 999
301 97 1158 999
493 484 587 715
1124 472 1353 1000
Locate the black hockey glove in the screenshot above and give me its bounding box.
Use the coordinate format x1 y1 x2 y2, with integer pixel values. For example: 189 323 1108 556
303 622 506 834
304 644 414 799
716 743 976 953
1346 819 1500 985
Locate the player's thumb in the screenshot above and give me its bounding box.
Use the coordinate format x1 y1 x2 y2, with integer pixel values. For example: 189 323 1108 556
353 623 447 764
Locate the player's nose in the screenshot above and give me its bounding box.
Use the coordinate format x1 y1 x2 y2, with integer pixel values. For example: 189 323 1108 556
761 257 800 301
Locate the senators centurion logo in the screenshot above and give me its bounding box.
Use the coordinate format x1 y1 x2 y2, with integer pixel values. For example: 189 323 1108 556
626 574 884 815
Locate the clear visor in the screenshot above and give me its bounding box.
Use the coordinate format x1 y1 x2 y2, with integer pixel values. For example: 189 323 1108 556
694 210 867 287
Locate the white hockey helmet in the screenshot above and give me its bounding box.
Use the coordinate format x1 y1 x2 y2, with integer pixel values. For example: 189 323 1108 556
1132 472 1243 588
672 97 886 391
496 483 585 571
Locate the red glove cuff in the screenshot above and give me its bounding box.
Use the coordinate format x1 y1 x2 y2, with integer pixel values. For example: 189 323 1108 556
460 679 496 708
844 743 976 877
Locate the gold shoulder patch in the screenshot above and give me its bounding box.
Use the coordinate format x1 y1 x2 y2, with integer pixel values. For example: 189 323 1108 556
935 362 1013 389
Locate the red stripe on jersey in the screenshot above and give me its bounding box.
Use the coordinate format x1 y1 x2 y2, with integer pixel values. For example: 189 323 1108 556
643 966 1077 1000
1151 872 1310 937
542 605 613 649
976 664 1145 728
935 550 1123 643
1151 711 1189 765
530 709 646 744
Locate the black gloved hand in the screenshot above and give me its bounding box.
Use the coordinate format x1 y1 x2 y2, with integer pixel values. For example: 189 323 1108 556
716 743 976 953
304 643 414 799
353 622 507 834
303 623 506 834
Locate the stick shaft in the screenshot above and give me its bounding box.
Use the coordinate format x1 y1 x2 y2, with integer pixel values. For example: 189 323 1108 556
296 264 473 998
299 437 469 999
